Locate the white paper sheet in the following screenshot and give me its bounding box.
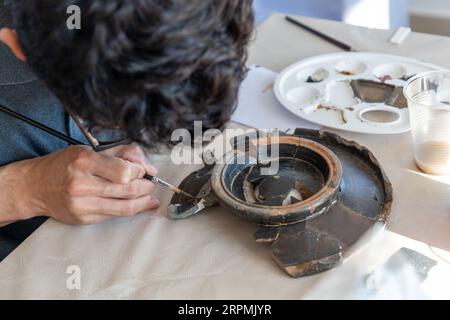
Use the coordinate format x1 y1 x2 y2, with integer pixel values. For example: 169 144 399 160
231 66 320 131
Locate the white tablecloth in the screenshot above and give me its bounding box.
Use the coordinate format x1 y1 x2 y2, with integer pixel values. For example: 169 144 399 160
1 14 450 299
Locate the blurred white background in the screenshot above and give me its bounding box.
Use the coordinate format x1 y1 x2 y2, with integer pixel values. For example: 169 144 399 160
254 0 450 36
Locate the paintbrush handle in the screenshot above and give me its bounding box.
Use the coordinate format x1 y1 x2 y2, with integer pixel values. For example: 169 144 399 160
285 16 353 52
144 174 195 198
144 174 177 192
0 103 189 197
0 103 84 146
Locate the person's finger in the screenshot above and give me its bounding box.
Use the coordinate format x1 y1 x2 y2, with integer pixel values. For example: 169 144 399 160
81 195 160 217
104 144 158 175
89 152 146 184
123 153 158 176
92 176 156 199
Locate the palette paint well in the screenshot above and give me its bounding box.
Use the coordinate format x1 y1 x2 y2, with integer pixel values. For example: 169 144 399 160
274 52 442 134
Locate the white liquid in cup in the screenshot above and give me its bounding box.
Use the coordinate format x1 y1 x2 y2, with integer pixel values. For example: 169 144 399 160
415 141 450 175
405 71 450 175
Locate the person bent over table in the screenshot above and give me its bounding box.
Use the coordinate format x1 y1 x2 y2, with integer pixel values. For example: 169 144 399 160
0 0 254 261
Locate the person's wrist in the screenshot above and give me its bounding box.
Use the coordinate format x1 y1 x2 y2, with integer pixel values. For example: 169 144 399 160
3 158 45 221
21 158 49 219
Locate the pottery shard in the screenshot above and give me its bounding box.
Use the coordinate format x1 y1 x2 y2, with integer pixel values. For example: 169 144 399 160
271 228 343 277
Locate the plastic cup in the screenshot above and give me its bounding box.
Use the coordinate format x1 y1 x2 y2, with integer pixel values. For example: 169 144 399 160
404 71 450 175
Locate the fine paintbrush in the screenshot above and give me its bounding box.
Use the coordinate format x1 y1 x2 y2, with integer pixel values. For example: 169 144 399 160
0 103 196 200
144 175 195 199
285 16 354 52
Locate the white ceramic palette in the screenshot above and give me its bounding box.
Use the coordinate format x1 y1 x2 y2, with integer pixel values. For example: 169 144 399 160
274 52 442 134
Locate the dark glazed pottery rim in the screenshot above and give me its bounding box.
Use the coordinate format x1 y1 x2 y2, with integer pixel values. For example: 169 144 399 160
210 136 343 225
168 128 393 278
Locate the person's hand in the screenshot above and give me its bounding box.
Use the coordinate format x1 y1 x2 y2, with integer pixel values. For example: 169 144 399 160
18 144 160 225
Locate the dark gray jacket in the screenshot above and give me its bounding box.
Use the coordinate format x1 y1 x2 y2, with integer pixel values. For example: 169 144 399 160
0 42 85 261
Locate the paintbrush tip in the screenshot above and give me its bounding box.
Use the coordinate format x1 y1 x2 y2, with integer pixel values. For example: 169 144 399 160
179 190 197 200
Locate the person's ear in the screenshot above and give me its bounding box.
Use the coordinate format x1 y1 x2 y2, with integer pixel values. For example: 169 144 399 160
0 28 26 61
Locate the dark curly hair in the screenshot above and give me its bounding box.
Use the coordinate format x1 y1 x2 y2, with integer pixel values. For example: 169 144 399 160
7 0 254 147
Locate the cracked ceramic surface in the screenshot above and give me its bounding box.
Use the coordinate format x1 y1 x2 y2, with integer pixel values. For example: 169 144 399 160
169 129 393 278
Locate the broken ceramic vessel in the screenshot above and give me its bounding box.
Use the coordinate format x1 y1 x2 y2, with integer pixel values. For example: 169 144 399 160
169 129 393 278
